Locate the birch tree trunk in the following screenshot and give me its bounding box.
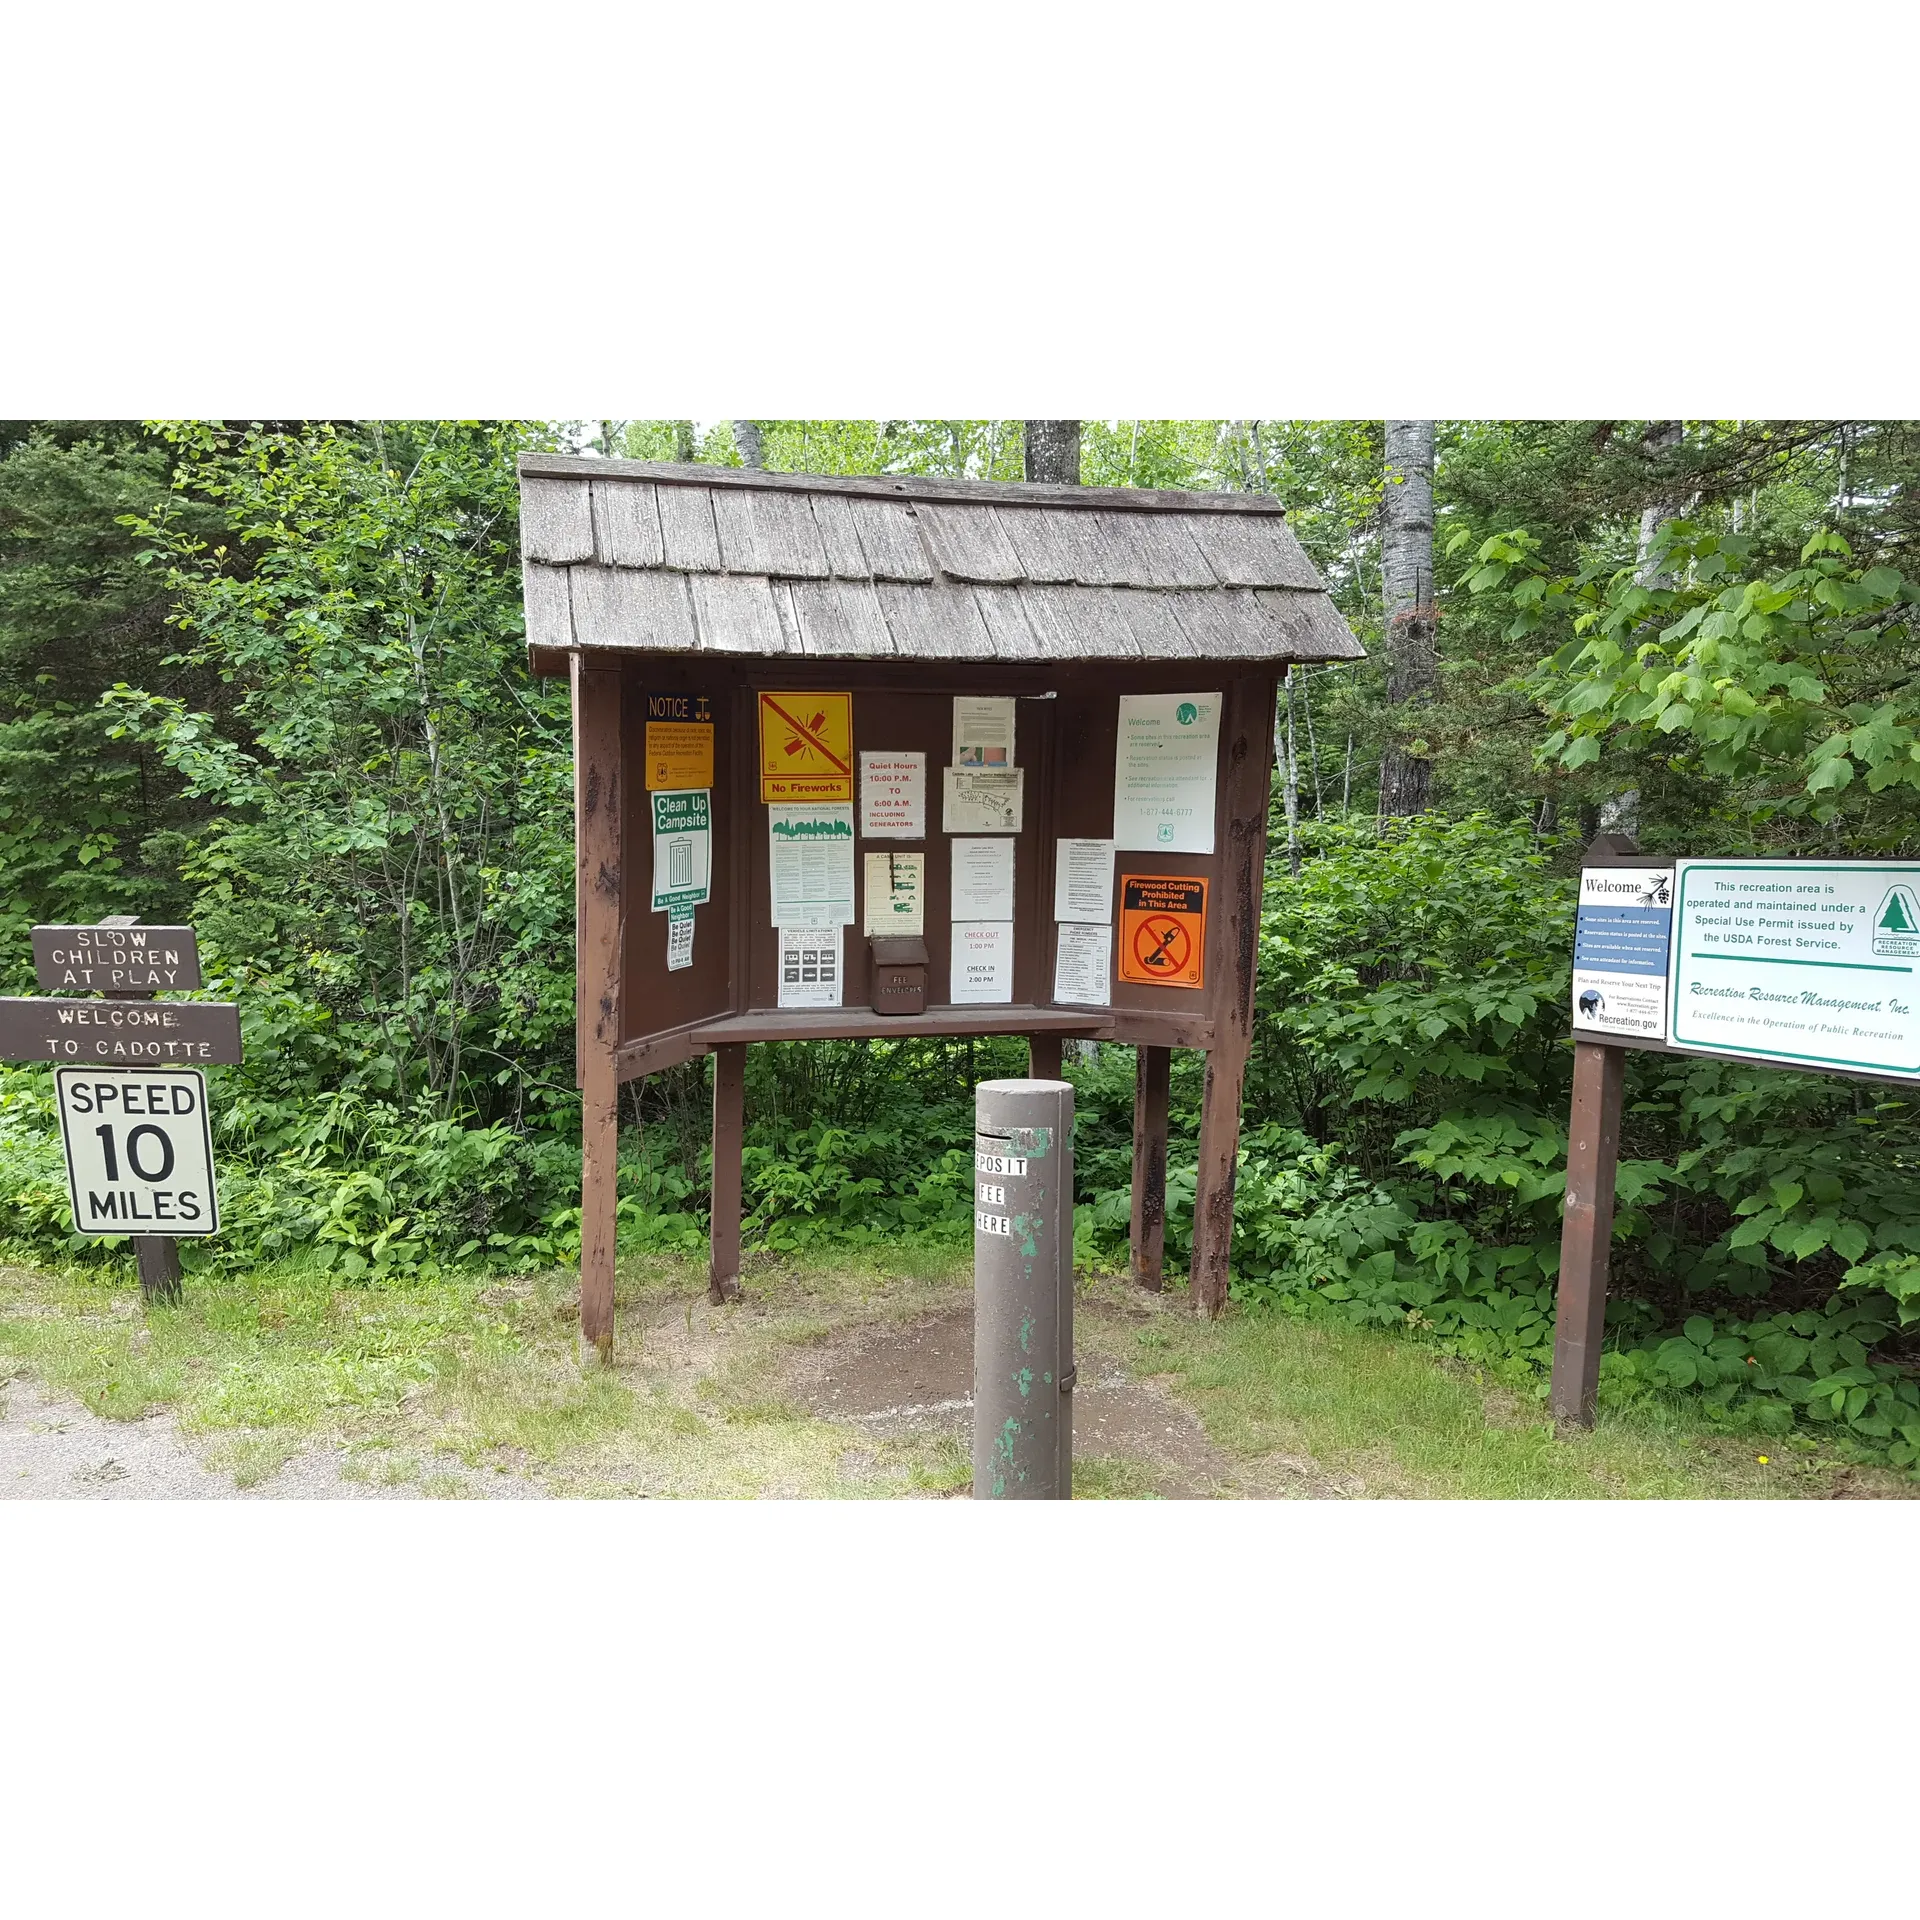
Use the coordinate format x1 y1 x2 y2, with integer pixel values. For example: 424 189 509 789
732 420 766 469
1634 418 1686 587
1023 421 1081 485
1378 419 1437 817
1601 420 1687 839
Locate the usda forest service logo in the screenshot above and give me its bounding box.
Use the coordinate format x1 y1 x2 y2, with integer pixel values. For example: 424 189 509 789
1873 884 1920 958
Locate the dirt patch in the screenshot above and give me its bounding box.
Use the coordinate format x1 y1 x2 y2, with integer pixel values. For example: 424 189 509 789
785 1296 1259 1499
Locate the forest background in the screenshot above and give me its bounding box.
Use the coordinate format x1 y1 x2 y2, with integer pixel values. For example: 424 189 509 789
3 416 1919 1469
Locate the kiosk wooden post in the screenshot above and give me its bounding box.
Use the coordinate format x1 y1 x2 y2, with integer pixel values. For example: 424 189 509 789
573 655 624 1364
522 456 1363 1360
1130 1045 1171 1290
709 1045 746 1303
1027 1033 1063 1081
1189 674 1278 1316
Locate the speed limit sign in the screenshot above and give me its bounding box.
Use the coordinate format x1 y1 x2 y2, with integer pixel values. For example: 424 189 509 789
54 1067 220 1237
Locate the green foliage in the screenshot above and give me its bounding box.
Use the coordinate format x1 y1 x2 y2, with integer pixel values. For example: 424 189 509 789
0 424 220 971
1463 520 1918 843
104 420 578 1120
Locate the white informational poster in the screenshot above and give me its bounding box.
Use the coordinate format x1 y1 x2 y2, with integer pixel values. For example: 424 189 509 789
950 921 1014 1004
950 837 1015 921
666 909 695 972
1572 867 1673 1040
952 696 1016 768
1054 838 1115 923
777 926 843 1008
768 803 856 926
55 1068 220 1237
1113 692 1222 852
1053 923 1111 1007
942 767 1024 834
863 851 926 937
650 789 712 913
859 752 926 838
1668 860 1920 1076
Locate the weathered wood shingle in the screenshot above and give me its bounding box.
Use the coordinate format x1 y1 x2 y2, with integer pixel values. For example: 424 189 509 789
520 455 1363 665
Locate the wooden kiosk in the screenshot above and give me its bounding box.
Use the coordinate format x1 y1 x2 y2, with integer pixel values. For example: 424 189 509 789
518 455 1364 1359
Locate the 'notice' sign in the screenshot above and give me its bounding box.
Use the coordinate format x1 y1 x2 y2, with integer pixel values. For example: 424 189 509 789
33 924 201 992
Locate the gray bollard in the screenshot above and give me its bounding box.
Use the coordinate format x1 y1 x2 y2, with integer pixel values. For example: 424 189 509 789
973 1076 1074 1499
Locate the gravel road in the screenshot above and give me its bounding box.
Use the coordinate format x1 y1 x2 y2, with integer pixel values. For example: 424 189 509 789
0 1372 543 1500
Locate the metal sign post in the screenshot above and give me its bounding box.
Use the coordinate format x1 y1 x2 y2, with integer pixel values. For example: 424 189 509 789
972 1077 1075 1500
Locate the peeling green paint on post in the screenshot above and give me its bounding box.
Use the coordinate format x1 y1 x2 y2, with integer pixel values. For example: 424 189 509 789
974 1079 1074 1499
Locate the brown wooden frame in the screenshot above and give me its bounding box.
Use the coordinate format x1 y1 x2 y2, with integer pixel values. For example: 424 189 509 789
573 656 625 1362
558 652 1278 1355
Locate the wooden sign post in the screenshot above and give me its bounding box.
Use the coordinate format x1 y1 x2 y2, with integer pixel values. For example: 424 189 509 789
3 916 239 1307
1548 838 1920 1426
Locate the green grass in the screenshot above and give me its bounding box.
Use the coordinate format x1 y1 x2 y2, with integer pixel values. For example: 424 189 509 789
0 1248 982 1498
1116 1286 1913 1499
0 1251 1908 1498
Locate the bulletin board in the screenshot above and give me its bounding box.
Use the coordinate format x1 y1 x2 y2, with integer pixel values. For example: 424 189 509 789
608 659 1264 1071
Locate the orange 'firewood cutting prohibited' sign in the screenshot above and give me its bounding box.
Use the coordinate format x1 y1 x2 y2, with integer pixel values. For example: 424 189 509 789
1118 875 1207 990
758 691 854 802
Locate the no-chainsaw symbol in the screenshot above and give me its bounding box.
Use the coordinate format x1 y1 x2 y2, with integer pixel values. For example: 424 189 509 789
758 690 854 802
1118 874 1207 990
1132 914 1190 975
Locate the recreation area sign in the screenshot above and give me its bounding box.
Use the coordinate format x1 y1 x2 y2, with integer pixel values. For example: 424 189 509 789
1570 856 1920 1078
1669 860 1920 1077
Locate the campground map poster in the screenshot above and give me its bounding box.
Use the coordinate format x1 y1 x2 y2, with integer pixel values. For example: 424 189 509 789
1670 861 1920 1077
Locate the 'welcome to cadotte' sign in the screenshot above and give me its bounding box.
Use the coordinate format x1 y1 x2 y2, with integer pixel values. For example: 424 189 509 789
1670 860 1920 1077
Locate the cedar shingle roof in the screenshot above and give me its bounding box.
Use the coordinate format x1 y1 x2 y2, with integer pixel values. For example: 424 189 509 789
518 454 1365 665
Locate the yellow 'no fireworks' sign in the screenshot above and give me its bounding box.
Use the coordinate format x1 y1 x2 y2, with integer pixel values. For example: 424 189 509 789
757 691 854 802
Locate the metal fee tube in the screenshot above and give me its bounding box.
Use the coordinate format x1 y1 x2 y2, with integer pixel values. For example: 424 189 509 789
972 1077 1075 1499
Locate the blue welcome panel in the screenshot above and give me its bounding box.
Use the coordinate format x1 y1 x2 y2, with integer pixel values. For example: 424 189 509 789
1572 867 1674 1040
